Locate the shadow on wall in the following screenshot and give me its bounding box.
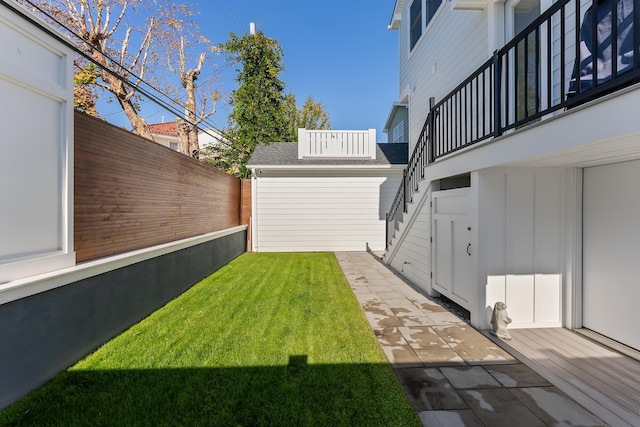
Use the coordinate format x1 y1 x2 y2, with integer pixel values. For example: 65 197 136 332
379 176 402 220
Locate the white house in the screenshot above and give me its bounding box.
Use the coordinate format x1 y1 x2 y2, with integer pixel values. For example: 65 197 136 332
384 0 640 355
148 121 226 152
149 121 179 151
248 129 407 252
384 103 409 143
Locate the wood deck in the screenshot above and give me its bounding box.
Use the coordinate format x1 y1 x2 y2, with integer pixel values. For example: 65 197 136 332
487 328 640 427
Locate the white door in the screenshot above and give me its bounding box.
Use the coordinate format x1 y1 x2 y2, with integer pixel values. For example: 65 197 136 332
583 160 640 351
432 188 473 309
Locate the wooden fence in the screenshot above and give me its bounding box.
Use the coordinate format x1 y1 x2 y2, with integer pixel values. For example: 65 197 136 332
74 112 242 263
240 179 251 250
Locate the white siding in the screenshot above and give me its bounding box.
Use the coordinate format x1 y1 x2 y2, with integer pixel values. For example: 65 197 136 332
254 170 402 252
583 160 640 351
399 6 489 153
389 188 432 294
478 168 564 329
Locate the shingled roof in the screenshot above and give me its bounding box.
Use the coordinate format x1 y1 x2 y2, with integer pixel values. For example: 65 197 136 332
247 142 408 167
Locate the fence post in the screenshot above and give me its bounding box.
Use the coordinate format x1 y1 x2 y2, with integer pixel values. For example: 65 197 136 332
493 50 503 138
297 128 306 159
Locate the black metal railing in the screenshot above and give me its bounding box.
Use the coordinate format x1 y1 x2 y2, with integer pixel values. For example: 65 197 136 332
386 0 640 249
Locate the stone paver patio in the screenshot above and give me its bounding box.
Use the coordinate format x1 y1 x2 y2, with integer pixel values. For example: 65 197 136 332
335 251 605 427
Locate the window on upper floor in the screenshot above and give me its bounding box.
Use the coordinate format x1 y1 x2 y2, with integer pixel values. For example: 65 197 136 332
409 0 444 52
410 0 422 50
426 0 442 24
392 121 405 143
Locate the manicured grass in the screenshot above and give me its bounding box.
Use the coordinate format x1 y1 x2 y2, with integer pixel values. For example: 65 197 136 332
1 253 420 426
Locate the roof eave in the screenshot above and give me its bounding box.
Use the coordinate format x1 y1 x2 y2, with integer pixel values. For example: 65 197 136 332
383 103 409 133
388 0 405 30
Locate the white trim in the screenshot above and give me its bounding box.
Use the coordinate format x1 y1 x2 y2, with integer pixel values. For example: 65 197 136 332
0 2 75 283
250 164 406 171
251 168 258 252
563 168 582 329
0 226 247 306
384 102 408 132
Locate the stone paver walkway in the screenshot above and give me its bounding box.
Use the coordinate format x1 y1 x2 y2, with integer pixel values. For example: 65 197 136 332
335 252 605 427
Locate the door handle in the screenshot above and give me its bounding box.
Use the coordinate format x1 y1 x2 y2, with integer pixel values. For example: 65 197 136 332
467 243 471 256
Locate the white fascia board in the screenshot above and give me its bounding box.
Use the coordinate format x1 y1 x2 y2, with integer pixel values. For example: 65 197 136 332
0 226 247 306
450 0 489 11
384 103 409 132
250 164 406 171
389 0 406 29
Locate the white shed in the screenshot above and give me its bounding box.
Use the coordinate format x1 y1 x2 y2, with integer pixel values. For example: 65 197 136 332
248 131 407 252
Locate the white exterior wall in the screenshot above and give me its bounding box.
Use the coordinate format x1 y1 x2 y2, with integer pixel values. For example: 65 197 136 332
389 191 431 293
477 168 566 329
0 2 75 283
253 170 403 252
398 5 489 153
583 160 640 351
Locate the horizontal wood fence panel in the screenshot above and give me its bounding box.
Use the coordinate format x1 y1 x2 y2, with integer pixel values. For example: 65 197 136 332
74 112 241 263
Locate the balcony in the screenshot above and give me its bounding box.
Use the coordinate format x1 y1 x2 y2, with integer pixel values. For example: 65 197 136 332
387 0 640 247
297 128 377 159
427 0 639 162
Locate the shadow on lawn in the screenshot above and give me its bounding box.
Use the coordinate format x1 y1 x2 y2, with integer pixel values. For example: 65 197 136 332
0 357 418 427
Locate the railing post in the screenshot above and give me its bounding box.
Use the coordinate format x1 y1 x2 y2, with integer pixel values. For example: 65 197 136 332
297 128 306 159
492 50 503 138
385 213 389 249
402 170 408 213
428 97 436 163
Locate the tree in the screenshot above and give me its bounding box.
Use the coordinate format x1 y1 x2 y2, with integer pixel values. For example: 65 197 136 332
203 30 332 176
170 36 220 158
213 30 289 177
26 0 196 141
73 61 101 116
282 94 331 141
297 96 331 130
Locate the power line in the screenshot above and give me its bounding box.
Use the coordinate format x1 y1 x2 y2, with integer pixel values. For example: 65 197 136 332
5 0 237 149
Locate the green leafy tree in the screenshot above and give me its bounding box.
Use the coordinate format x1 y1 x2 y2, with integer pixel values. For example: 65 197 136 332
73 62 100 116
204 30 332 176
283 95 331 141
213 30 289 177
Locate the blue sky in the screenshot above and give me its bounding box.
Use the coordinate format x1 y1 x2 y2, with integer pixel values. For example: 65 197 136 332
103 1 399 142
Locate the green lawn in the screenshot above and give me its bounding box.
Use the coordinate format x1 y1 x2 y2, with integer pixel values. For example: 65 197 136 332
0 252 420 426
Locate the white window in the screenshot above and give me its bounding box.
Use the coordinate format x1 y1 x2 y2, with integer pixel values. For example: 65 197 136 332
409 0 422 50
409 0 443 51
392 122 405 143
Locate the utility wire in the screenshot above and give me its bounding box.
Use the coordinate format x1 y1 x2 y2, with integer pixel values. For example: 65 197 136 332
6 0 237 149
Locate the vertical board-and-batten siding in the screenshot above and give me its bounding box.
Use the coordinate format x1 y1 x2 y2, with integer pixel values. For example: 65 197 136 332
479 169 563 328
399 3 489 153
256 172 402 252
74 112 241 262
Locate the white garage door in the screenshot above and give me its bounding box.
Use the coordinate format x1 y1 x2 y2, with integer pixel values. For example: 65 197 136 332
255 172 402 252
583 160 640 351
